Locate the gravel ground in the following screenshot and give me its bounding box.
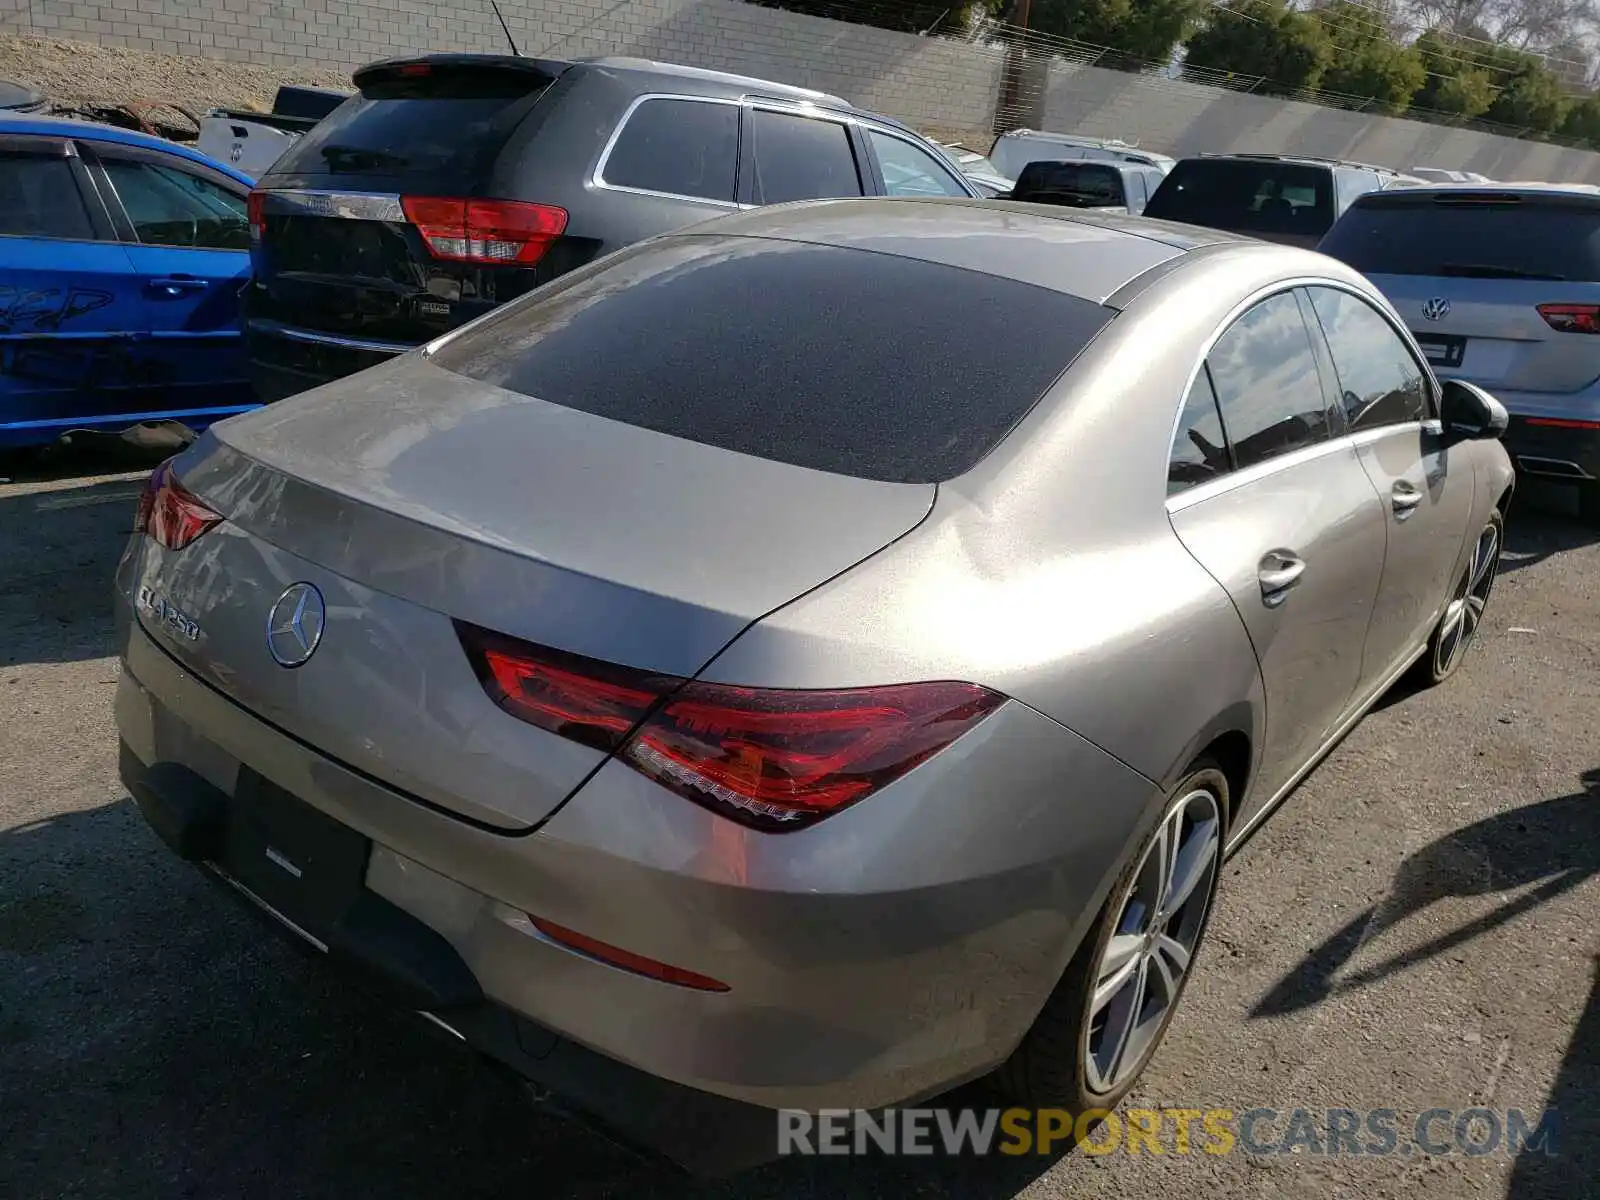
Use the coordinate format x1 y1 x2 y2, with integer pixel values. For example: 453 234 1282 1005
0 449 1595 1200
0 34 351 112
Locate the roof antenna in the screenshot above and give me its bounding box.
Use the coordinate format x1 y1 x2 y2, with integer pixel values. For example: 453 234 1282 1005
490 1 520 56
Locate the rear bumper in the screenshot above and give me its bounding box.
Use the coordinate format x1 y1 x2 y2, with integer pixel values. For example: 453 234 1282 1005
120 745 779 1176
115 610 1154 1119
245 321 411 402
1499 412 1600 484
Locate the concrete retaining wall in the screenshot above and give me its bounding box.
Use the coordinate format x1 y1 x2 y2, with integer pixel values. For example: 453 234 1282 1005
5 0 1599 181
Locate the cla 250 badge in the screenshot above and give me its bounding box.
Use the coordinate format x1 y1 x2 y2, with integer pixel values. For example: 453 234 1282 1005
137 586 201 641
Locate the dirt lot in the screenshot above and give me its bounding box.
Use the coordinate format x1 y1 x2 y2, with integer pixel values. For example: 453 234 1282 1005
0 34 350 113
0 448 1595 1200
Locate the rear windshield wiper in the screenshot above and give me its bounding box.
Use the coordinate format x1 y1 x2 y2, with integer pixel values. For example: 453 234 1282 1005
318 144 410 171
1435 262 1567 281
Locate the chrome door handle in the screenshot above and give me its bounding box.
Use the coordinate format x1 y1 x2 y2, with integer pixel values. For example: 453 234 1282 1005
1392 483 1424 516
1258 552 1306 606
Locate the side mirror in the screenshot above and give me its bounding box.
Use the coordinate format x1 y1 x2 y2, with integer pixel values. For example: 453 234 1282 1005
1439 379 1509 442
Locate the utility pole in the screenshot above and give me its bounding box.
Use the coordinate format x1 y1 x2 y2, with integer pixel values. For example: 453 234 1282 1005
997 0 1035 134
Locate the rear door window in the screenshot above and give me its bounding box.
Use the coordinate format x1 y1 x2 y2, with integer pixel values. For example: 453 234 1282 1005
428 234 1113 483
1146 159 1334 236
1318 192 1600 282
1205 291 1337 470
1168 367 1232 495
600 97 740 203
0 149 94 240
268 61 555 190
747 109 863 204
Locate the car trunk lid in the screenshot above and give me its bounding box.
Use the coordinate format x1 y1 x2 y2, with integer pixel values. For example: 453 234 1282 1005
133 356 936 829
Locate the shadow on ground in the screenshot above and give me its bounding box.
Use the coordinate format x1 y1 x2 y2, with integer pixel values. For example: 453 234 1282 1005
1251 771 1599 1199
0 801 1066 1199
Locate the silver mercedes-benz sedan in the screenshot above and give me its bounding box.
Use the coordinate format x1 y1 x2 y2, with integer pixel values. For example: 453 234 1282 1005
114 198 1513 1173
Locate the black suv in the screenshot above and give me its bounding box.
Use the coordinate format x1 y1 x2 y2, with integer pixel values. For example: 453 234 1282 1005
244 53 982 400
1143 153 1401 248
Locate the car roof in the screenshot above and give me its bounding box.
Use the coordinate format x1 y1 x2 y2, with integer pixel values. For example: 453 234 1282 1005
0 111 255 184
663 197 1258 306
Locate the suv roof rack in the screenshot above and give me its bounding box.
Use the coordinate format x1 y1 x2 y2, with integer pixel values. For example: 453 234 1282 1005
1198 151 1398 174
579 56 850 107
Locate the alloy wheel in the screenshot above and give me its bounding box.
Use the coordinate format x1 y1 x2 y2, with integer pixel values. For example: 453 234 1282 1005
1434 520 1501 677
1084 787 1222 1095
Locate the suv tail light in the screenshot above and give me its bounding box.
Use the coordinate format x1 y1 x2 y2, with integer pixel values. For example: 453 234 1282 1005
456 623 1005 831
247 190 265 245
134 459 223 550
401 196 568 266
1537 303 1600 334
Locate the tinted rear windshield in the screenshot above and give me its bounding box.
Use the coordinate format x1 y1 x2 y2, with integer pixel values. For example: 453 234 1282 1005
268 63 555 187
428 235 1113 484
1145 159 1334 235
1013 162 1126 206
1319 192 1600 282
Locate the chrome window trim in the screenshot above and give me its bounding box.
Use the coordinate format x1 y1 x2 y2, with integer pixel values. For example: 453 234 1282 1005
1301 280 1441 423
248 319 415 355
859 122 981 199
256 188 406 222
590 92 750 210
1163 275 1443 512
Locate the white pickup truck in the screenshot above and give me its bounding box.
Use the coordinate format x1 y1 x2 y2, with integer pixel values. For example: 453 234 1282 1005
196 85 348 177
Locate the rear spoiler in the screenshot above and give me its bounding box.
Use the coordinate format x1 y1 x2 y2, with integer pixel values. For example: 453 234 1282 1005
1355 187 1600 211
352 54 572 93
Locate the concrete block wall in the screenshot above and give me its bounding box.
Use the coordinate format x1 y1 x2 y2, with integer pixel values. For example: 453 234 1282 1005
6 0 1600 181
1042 60 1600 184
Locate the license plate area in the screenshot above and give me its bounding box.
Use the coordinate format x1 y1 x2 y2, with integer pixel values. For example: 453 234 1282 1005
219 769 370 948
1412 332 1466 368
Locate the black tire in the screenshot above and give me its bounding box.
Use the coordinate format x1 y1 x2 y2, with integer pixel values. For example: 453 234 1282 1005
1413 508 1504 688
993 760 1230 1116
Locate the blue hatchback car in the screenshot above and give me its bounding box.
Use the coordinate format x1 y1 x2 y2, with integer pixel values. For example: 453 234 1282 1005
1 114 258 449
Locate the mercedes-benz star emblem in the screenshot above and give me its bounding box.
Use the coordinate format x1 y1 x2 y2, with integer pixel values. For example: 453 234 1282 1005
1421 296 1452 322
266 583 326 668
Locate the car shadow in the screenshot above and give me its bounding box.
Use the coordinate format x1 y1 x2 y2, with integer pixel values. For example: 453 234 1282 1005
1497 483 1594 578
0 799 1067 1199
1249 771 1599 1197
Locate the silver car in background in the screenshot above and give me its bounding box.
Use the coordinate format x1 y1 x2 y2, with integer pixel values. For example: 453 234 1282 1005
114 198 1513 1174
1321 183 1600 522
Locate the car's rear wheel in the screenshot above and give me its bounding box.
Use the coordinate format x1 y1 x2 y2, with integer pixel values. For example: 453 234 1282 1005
1416 510 1503 687
994 761 1229 1116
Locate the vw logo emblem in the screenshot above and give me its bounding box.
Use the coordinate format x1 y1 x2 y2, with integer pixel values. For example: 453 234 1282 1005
1421 296 1452 322
266 583 325 668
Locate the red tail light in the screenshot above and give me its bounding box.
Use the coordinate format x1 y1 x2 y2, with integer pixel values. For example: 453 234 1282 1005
457 623 1005 832
1537 303 1600 334
134 459 223 551
622 680 1005 830
247 190 265 245
401 196 568 266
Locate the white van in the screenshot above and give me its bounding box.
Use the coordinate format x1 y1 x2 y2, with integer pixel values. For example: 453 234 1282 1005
989 130 1176 181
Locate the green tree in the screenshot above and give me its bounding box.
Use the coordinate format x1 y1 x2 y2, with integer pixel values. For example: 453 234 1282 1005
1409 30 1496 119
1182 1 1333 96
1029 0 1208 66
1481 53 1572 134
1559 93 1600 145
1312 2 1425 112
